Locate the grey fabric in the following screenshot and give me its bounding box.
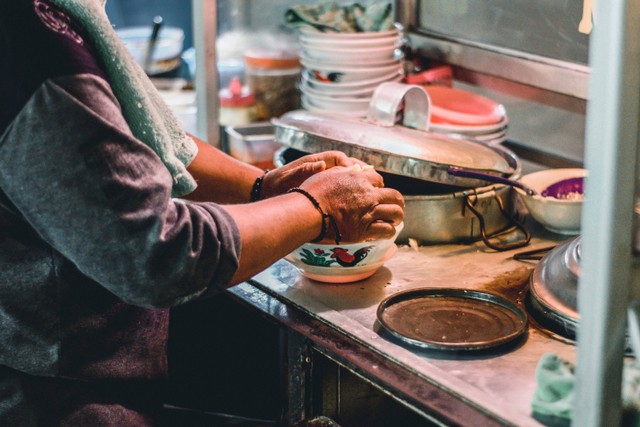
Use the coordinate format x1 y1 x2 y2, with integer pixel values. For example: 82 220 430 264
0 73 241 379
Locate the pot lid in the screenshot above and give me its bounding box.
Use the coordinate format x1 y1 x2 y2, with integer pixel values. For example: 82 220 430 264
527 236 581 339
271 83 515 187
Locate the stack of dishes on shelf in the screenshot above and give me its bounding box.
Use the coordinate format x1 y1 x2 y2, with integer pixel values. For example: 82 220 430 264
424 86 508 146
297 27 405 117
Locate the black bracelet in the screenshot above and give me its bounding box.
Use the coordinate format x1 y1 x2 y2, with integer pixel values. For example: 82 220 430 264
287 187 342 245
250 169 270 202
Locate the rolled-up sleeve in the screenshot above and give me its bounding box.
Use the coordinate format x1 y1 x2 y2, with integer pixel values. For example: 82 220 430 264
0 75 241 308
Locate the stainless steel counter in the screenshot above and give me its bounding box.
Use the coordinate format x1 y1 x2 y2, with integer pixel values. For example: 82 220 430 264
229 226 575 426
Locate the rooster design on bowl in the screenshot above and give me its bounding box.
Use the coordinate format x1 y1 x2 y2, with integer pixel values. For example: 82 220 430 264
298 246 374 267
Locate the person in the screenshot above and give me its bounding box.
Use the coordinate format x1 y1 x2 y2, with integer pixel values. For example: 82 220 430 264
0 0 405 425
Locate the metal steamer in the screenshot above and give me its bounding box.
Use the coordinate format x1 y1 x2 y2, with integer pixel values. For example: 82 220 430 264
272 83 530 251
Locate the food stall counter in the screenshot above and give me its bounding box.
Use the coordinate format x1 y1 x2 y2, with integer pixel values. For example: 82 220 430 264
228 227 574 426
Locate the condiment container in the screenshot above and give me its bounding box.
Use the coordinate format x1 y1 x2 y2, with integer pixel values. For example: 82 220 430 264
244 49 301 121
218 77 256 127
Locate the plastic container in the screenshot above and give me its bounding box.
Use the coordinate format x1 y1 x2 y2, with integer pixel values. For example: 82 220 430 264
219 77 256 127
244 49 301 120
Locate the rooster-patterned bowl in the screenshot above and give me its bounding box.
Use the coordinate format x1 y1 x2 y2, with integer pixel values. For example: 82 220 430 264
285 222 403 283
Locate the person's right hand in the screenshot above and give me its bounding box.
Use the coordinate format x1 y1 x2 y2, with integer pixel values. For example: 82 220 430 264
299 165 405 243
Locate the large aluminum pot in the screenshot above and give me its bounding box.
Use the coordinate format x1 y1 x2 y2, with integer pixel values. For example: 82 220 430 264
275 147 528 250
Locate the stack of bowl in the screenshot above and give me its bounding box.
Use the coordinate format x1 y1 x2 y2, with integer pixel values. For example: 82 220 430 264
297 27 405 117
423 86 509 146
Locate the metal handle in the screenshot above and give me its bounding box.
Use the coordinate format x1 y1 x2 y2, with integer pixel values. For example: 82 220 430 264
367 82 431 130
464 194 531 252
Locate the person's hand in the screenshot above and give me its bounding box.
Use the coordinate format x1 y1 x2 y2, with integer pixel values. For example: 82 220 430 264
299 165 405 243
260 151 364 199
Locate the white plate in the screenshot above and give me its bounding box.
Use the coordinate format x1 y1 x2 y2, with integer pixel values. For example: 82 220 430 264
429 116 510 134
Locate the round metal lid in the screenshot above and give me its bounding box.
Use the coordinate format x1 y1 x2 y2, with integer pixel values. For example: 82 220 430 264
376 288 527 351
527 237 580 339
272 109 516 188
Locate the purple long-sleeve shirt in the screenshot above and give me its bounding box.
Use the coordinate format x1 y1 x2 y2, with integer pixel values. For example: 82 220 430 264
0 0 242 423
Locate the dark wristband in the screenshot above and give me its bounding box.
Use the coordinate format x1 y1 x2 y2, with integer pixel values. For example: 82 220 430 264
250 169 270 202
287 187 342 245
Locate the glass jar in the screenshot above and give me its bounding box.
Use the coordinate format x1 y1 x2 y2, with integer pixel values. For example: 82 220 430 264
244 49 301 121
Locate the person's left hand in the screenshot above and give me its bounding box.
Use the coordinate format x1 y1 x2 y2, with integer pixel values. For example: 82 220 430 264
259 151 364 199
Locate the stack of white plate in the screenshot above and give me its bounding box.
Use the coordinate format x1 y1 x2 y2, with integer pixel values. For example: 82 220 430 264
424 86 508 146
297 27 405 117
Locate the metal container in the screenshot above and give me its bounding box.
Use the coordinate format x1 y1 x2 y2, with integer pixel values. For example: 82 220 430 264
272 83 529 250
275 147 527 250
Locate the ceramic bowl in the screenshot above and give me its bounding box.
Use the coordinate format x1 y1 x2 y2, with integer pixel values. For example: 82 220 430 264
515 168 587 235
303 63 402 84
301 92 371 112
299 34 400 50
301 70 404 95
300 44 399 63
300 56 400 70
298 27 400 40
286 223 403 283
300 79 377 98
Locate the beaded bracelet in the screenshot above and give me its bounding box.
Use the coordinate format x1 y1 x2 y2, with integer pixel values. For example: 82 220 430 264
250 169 270 202
288 187 342 245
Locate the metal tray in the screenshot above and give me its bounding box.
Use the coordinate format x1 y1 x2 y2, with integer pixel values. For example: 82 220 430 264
376 288 528 351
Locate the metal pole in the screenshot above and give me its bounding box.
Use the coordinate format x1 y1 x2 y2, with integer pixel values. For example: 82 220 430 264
573 0 640 425
192 0 219 147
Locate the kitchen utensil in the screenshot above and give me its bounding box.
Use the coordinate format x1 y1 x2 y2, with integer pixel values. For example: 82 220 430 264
117 26 184 75
272 99 515 187
447 167 536 195
377 288 528 351
273 82 529 249
448 168 584 199
143 16 163 74
276 145 526 248
527 236 580 340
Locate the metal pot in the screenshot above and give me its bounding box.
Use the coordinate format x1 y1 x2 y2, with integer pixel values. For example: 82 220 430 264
271 83 529 250
275 147 527 250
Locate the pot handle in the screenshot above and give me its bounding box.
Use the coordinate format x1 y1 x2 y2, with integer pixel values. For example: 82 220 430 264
465 194 532 252
367 82 431 130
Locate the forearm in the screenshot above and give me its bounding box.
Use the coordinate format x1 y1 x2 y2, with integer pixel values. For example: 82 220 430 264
184 136 264 204
223 192 323 284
